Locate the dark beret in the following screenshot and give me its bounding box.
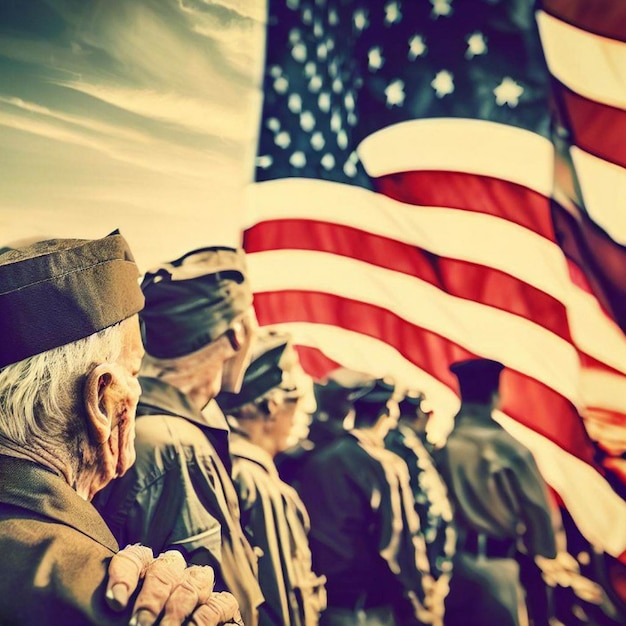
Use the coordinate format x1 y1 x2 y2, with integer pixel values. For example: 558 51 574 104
140 246 253 359
216 333 291 413
450 358 504 402
0 231 144 369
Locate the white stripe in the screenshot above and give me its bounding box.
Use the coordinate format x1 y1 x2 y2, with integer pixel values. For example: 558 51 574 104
245 179 626 375
571 146 626 245
249 249 581 403
266 321 626 559
497 411 626 558
536 10 626 111
355 118 555 196
580 369 626 414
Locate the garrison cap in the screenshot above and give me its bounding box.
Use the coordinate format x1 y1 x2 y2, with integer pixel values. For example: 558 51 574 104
140 246 252 359
0 230 144 369
450 358 504 403
216 331 295 413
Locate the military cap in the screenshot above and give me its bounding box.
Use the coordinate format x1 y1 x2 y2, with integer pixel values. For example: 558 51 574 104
0 230 144 369
348 378 396 417
216 332 296 413
450 358 504 403
140 246 253 359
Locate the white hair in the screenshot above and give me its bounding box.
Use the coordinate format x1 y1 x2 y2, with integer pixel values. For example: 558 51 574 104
0 323 125 447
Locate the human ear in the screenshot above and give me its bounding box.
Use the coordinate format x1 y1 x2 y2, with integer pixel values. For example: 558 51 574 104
84 363 123 444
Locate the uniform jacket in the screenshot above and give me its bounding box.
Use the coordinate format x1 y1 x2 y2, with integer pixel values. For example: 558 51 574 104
0 454 129 625
230 432 326 626
297 429 437 622
433 404 558 557
385 424 457 583
94 376 264 626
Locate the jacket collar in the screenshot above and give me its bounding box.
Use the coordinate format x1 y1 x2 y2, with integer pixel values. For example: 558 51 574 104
0 454 119 553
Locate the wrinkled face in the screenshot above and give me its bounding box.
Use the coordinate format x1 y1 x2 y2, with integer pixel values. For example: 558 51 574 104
220 308 259 394
110 315 144 477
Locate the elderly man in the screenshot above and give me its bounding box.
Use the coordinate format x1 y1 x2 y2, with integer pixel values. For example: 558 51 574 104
0 232 241 625
217 331 327 626
95 246 264 626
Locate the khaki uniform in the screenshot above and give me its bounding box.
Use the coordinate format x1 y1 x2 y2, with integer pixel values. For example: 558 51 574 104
95 377 264 626
231 433 326 626
433 404 558 626
0 454 129 625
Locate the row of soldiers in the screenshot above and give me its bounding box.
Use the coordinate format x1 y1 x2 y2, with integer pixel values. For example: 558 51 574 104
0 232 620 625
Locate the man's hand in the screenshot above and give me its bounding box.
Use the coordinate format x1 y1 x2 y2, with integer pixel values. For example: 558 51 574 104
106 544 242 625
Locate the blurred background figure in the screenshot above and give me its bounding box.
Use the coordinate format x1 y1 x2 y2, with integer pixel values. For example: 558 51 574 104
94 246 264 626
433 359 575 626
276 367 372 489
297 378 442 626
217 330 326 626
384 392 456 607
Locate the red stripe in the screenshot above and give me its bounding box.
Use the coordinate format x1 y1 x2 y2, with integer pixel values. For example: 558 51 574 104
293 344 340 379
253 290 598 467
559 84 626 170
540 0 626 43
374 171 557 241
244 220 573 342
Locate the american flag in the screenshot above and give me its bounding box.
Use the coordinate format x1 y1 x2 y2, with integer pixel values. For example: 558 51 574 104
242 0 626 568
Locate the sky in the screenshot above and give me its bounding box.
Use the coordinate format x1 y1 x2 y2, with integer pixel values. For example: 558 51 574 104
0 0 267 272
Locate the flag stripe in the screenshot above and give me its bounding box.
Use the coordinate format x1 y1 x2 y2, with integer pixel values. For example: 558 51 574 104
358 119 555 195
540 0 626 44
559 83 626 171
245 219 573 342
244 180 626 376
536 10 626 110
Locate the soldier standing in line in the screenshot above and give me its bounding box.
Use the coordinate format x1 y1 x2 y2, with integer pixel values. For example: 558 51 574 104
217 330 327 626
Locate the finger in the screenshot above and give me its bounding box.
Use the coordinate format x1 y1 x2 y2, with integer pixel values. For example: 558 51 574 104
160 566 215 626
130 550 187 626
188 592 242 626
106 544 154 611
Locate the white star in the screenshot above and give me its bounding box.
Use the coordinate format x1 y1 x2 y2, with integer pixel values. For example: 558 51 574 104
288 93 302 114
337 129 348 149
302 7 313 24
344 160 358 177
304 62 316 78
354 8 369 31
385 1 402 25
290 151 306 168
274 76 289 94
329 8 339 26
321 153 335 170
385 79 405 107
314 19 324 38
266 117 281 132
288 28 301 45
318 92 331 113
300 111 315 132
408 35 427 60
275 131 291 149
431 0 453 18
330 111 342 133
344 92 355 111
466 32 487 58
309 75 323 92
431 70 454 97
317 42 328 61
292 42 307 63
332 78 343 93
368 47 384 71
311 132 325 151
256 155 273 169
493 77 524 107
